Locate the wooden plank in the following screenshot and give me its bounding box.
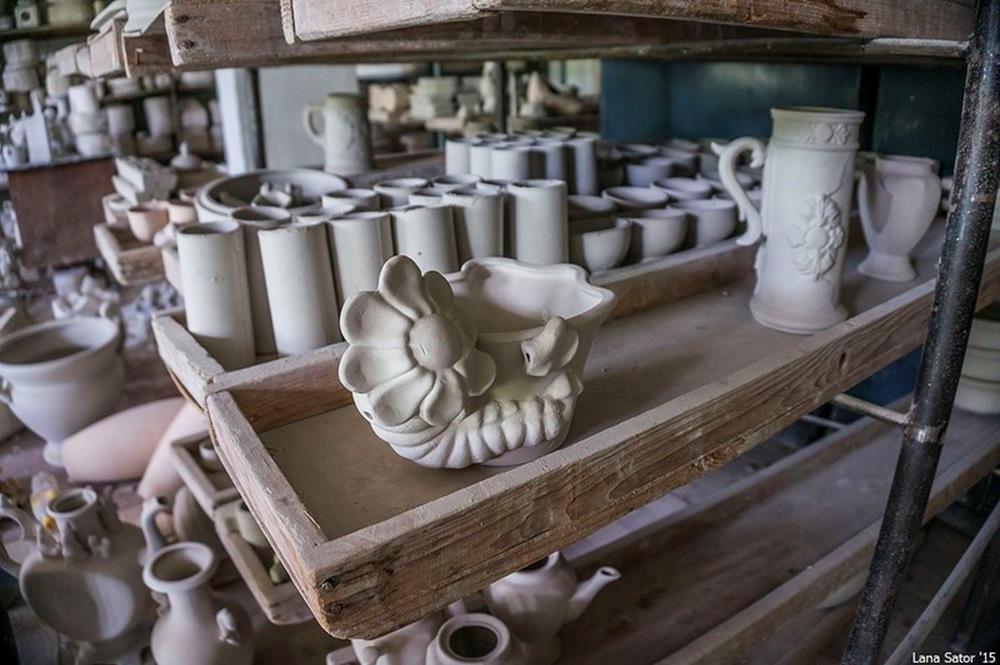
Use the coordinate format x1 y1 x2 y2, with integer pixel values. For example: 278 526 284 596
88 18 127 78
93 223 164 286
122 32 174 77
151 309 225 409
290 0 974 42
171 432 240 516
206 231 1000 638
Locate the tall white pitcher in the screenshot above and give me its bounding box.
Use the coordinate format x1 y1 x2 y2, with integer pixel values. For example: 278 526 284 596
303 92 373 175
714 107 865 334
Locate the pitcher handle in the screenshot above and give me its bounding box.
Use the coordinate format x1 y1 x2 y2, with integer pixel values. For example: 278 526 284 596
302 104 325 146
0 495 34 578
712 138 766 246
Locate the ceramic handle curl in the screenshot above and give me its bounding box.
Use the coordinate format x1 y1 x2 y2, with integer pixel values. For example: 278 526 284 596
712 138 766 246
302 104 325 146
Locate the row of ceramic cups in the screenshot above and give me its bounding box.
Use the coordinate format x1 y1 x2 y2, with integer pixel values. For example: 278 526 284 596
956 309 1000 414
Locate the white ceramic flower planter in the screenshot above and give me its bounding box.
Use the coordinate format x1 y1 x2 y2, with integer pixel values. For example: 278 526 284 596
715 106 865 334
390 204 459 274
443 188 504 263
303 93 373 175
327 211 395 304
231 206 292 355
857 154 941 282
569 218 632 273
962 346 1000 382
258 222 342 355
567 194 618 221
0 316 123 466
338 256 615 468
622 208 689 261
509 180 569 265
970 313 1000 350
176 221 256 370
672 198 738 247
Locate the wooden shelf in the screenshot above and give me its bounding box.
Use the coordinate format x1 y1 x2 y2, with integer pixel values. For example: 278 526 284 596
203 227 1000 639
0 22 92 40
558 402 1000 663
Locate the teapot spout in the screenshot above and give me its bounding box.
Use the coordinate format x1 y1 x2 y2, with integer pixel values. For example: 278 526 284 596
566 566 621 623
141 496 171 555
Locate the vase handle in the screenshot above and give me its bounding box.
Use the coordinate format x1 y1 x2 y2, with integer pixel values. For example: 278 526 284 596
712 138 766 246
0 495 34 577
302 104 325 146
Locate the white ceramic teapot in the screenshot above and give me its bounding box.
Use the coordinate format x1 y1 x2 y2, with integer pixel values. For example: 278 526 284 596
352 612 446 665
303 93 373 175
483 552 620 646
857 154 941 282
0 488 154 664
426 613 556 665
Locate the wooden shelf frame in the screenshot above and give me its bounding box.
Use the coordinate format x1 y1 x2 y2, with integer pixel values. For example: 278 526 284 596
201 232 1000 639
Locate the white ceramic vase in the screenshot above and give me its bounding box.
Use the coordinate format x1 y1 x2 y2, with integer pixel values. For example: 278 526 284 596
714 106 865 334
390 204 459 274
144 542 253 665
328 211 395 304
566 136 599 195
176 221 256 369
303 93 373 175
0 316 124 466
443 188 504 263
857 154 941 282
338 256 615 468
352 613 445 665
232 206 292 355
0 488 153 663
258 222 342 355
509 180 568 265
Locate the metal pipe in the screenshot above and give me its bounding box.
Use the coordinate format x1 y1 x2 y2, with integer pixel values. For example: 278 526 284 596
830 394 909 428
842 1 1000 663
884 501 1000 665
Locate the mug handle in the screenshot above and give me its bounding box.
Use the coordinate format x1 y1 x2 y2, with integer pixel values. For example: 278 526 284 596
0 495 34 578
712 138 766 246
302 104 325 146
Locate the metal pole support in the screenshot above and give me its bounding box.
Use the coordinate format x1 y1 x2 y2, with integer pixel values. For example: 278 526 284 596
842 1 1000 662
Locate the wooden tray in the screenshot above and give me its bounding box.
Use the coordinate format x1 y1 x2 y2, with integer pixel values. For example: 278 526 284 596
171 432 240 517
94 223 164 286
214 499 312 624
203 227 1000 639
153 238 755 409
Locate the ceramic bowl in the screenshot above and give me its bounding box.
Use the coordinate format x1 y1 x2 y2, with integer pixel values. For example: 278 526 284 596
196 169 346 221
651 177 713 201
432 174 483 192
955 375 1000 415
127 202 170 242
658 148 699 175
697 170 755 193
568 194 618 221
618 143 659 160
167 199 198 225
673 198 738 247
625 157 678 188
962 346 1000 381
374 177 431 208
620 208 688 261
664 138 700 153
569 218 632 273
601 186 669 211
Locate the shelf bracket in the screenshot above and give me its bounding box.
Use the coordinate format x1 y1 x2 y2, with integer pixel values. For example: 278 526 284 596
831 393 947 445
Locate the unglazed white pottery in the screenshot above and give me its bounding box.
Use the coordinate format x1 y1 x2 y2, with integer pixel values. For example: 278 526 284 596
715 106 865 334
327 211 395 305
143 96 173 138
962 345 1000 381
672 198 737 247
68 82 100 114
338 256 615 468
509 180 569 265
297 202 358 224
445 137 479 175
433 173 483 192
469 142 497 179
426 614 545 665
259 222 342 355
622 208 689 261
567 194 618 221
322 188 380 211
144 542 253 665
352 613 446 665
955 375 1000 415
857 154 941 282
409 187 448 207
532 139 571 184
176 222 256 370
231 206 292 356
196 170 347 222
126 201 169 243
491 144 538 182
0 316 123 466
659 147 699 176
375 177 431 208
651 176 713 201
303 93 373 175
390 204 460 274
443 188 504 263
484 552 620 644
566 136 599 195
0 488 153 662
138 403 206 501
970 312 1000 349
625 157 677 188
601 186 669 211
569 218 632 273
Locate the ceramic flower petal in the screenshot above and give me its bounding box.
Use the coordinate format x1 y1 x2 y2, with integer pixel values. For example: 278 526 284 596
339 345 415 394
423 270 454 313
419 369 465 426
340 292 411 348
379 256 433 320
454 349 496 397
367 365 435 426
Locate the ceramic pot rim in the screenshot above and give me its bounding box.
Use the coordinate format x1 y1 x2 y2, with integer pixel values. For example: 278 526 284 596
0 316 120 372
47 487 98 520
771 106 866 122
375 177 430 191
652 177 714 194
507 551 561 580
570 217 632 236
673 198 737 212
143 542 217 593
325 187 377 198
231 206 292 223
438 613 511 661
618 208 688 222
199 169 348 215
178 220 242 236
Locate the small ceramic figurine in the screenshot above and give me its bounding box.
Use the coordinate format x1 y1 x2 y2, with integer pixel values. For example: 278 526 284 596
338 256 615 468
857 154 941 282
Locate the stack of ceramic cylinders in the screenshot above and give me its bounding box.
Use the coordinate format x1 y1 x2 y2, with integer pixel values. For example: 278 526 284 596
67 82 111 157
956 308 1000 414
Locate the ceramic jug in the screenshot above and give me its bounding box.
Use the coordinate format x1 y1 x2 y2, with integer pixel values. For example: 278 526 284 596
0 488 154 664
483 552 620 645
352 612 445 665
857 154 941 282
143 542 253 665
303 93 373 175
714 107 865 334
